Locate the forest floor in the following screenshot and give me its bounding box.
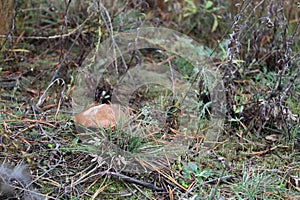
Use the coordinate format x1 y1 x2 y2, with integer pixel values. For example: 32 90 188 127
0 1 299 199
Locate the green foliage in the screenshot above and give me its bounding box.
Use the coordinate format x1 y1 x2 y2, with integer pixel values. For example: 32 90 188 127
172 56 196 80
180 161 218 186
229 165 287 199
182 0 222 33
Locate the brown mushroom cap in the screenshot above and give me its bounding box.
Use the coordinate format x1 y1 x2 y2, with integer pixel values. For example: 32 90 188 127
74 104 128 129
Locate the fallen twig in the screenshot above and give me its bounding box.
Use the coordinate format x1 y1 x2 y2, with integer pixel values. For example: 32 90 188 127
109 171 165 192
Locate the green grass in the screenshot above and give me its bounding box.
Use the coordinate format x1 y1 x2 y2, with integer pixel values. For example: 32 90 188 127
229 165 287 199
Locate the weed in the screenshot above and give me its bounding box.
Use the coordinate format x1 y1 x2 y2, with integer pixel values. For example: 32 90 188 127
229 165 287 199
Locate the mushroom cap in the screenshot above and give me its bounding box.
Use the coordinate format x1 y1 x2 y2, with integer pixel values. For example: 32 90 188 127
74 104 128 129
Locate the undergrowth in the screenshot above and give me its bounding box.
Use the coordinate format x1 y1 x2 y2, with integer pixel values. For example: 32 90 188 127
0 0 299 199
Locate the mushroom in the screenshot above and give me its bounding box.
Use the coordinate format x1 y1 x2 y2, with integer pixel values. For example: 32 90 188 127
74 104 128 129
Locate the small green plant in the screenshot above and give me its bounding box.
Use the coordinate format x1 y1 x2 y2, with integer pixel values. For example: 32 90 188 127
229 165 287 199
182 0 222 33
181 161 218 186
